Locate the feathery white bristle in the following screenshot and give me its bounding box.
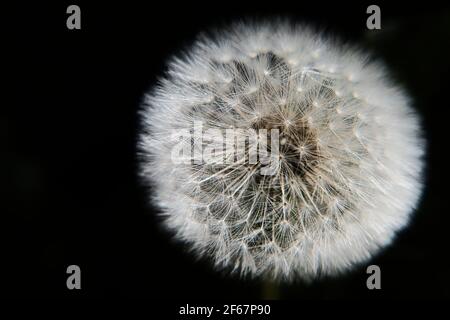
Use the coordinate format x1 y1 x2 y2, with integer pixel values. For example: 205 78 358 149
139 22 425 281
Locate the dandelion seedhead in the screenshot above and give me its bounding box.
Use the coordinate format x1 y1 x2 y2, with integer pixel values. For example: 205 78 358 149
139 22 424 281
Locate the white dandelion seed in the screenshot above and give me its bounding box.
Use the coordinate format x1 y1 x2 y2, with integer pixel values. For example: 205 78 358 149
139 22 425 281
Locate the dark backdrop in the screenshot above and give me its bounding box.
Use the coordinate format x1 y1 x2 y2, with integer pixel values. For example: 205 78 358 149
5 1 450 299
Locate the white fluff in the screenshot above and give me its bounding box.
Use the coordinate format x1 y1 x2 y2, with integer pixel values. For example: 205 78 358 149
139 22 425 281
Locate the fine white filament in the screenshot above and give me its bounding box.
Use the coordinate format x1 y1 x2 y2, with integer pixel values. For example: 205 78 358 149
139 22 424 281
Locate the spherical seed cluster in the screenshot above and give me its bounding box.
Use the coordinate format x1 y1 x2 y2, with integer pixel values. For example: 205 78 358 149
139 22 424 281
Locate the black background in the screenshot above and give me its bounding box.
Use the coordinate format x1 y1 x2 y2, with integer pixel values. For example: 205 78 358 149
5 1 450 299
